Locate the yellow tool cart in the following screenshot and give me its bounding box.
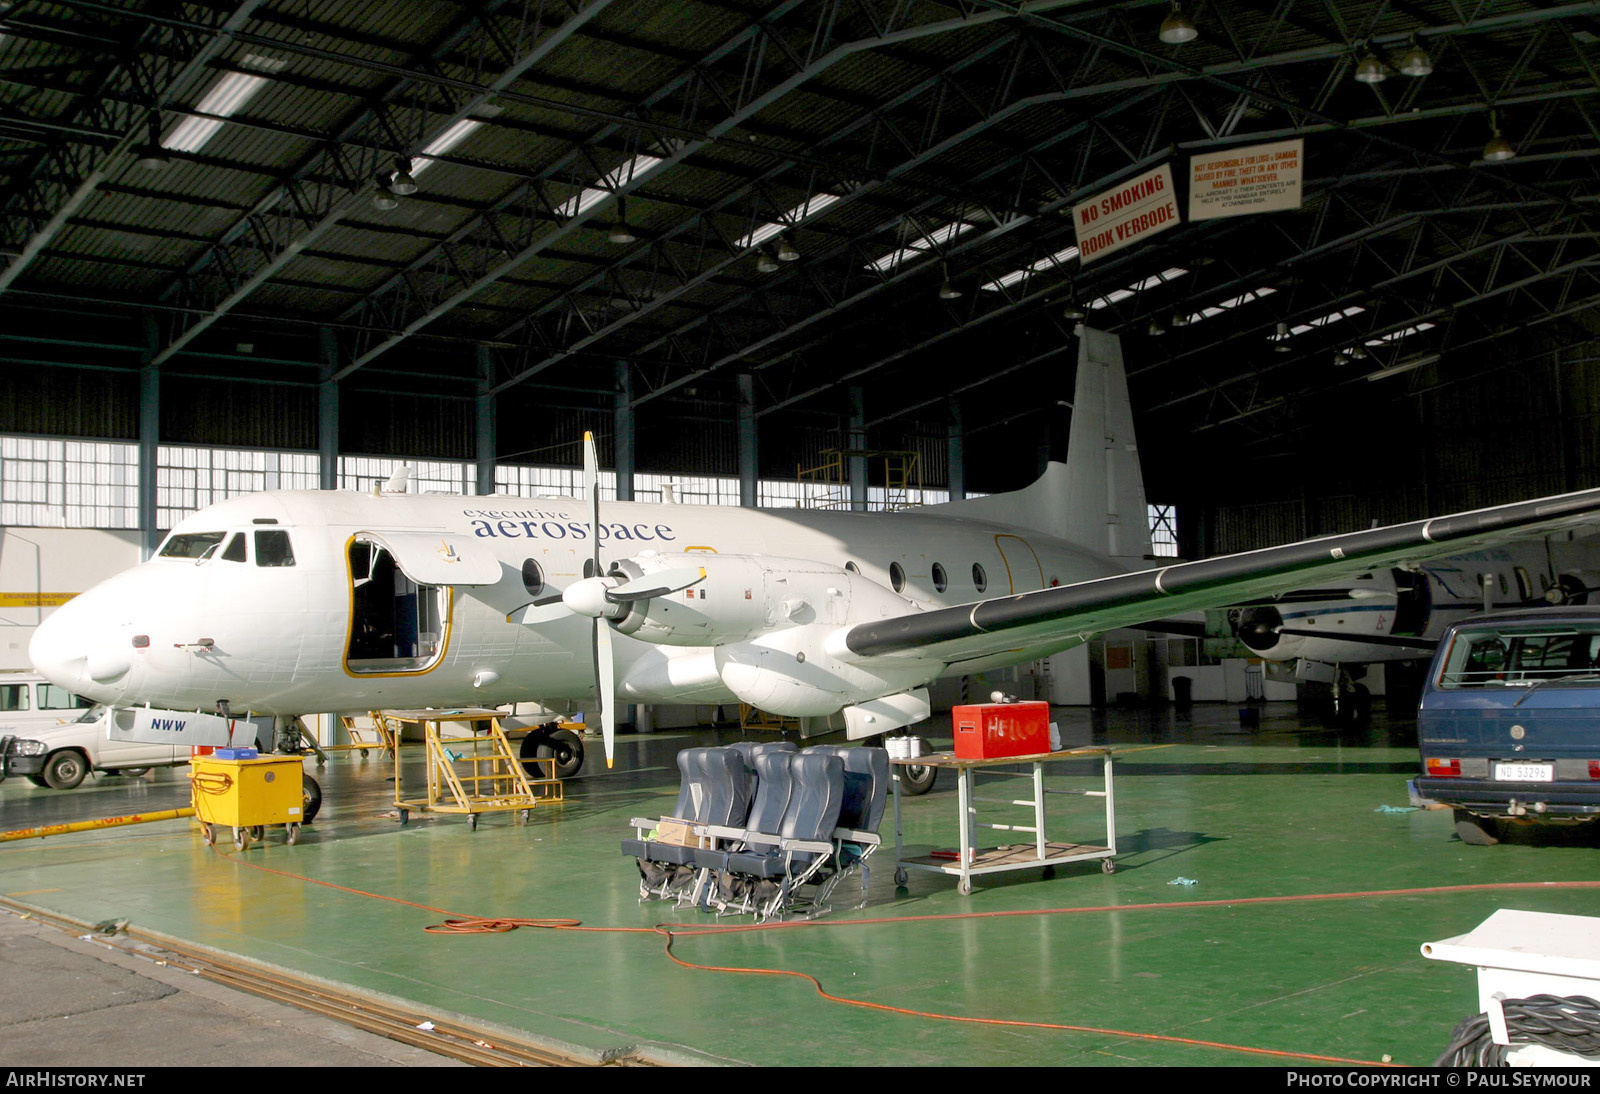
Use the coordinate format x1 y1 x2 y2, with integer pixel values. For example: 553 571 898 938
387 708 562 829
191 753 306 849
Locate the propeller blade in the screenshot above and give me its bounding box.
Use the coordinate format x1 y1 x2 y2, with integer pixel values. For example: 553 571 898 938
583 430 601 579
595 617 616 769
507 596 570 625
605 566 707 603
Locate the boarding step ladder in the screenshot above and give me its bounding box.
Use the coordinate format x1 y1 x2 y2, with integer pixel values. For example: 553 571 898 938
339 711 399 759
388 708 562 829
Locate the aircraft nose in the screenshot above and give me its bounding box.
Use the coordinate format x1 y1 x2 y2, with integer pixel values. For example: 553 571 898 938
29 587 130 696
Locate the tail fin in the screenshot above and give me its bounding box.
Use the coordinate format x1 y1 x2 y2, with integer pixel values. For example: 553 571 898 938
926 327 1151 564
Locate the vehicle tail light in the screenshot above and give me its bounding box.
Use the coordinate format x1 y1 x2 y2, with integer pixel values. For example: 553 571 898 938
1588 761 1600 780
1425 757 1462 777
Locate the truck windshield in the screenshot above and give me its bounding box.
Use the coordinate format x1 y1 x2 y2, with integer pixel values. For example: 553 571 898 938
1438 626 1600 688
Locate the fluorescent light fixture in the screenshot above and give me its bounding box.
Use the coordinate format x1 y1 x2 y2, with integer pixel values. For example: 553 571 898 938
1366 353 1440 382
410 118 485 178
1184 285 1277 325
1087 267 1189 309
557 153 664 219
737 192 841 250
980 245 1081 292
161 54 286 155
866 221 977 274
1364 321 1437 347
1288 305 1366 336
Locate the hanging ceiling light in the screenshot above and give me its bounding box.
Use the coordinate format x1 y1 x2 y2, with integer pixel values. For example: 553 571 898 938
938 262 962 300
1061 298 1086 321
1148 319 1166 336
776 235 800 262
1397 38 1433 77
1353 50 1387 84
755 251 779 273
1270 321 1291 352
607 195 637 244
1158 3 1198 45
1482 112 1516 162
133 114 170 170
1170 311 1191 327
388 157 418 196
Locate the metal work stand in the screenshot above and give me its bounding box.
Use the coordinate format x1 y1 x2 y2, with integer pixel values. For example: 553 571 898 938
890 747 1117 894
387 708 561 829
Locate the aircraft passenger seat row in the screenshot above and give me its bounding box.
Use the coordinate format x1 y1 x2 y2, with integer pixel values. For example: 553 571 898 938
621 741 891 922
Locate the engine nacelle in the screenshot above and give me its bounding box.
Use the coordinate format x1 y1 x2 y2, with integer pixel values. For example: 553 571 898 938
607 552 912 647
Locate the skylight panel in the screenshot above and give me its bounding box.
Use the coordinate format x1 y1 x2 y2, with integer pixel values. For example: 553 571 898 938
866 221 977 274
557 153 665 218
1184 286 1277 325
980 245 1080 292
1365 321 1436 346
1288 305 1365 336
738 192 841 250
162 55 286 155
409 118 484 178
1087 267 1188 309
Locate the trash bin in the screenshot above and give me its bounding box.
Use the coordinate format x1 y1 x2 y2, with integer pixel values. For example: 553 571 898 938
1172 676 1193 707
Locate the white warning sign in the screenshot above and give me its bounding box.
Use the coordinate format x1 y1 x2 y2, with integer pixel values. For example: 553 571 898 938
1073 164 1181 265
1188 139 1303 221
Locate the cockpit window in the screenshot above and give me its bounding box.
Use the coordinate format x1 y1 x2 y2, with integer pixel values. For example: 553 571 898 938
221 534 247 563
255 529 295 567
160 532 227 559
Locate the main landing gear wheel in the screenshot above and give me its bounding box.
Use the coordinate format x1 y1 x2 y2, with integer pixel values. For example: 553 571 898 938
520 727 584 779
898 762 936 796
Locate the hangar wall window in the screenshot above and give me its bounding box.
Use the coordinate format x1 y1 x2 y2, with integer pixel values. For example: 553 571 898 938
1148 504 1179 557
339 456 472 496
0 436 138 528
158 446 319 529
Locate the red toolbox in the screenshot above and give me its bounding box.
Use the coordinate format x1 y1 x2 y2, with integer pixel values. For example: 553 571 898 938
952 701 1051 759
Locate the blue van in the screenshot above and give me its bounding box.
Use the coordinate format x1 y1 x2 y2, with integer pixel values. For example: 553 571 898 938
1415 606 1600 845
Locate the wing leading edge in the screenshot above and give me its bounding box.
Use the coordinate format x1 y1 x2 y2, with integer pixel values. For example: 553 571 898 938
843 486 1600 664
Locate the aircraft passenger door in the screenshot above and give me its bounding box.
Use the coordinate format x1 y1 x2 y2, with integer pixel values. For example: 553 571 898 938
994 534 1044 593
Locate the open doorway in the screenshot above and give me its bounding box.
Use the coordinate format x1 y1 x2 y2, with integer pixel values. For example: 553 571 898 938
347 538 449 673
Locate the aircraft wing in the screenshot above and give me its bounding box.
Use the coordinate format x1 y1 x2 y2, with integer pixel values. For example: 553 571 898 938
842 486 1600 665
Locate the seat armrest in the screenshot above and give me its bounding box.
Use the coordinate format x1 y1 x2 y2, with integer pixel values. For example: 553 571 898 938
780 838 834 855
703 824 745 841
628 816 660 829
833 828 880 845
742 832 782 848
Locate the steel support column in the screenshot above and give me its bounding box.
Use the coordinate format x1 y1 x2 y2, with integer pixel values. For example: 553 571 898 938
477 345 496 496
614 362 634 502
848 386 866 513
318 328 339 491
738 373 758 508
138 321 159 559
948 400 966 501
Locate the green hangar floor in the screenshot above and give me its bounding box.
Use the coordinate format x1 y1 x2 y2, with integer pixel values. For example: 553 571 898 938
3 700 1598 1068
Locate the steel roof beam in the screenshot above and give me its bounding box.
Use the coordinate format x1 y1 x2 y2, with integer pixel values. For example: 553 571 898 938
0 0 267 295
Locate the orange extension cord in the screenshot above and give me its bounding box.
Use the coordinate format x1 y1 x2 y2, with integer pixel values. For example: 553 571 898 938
207 841 1600 1067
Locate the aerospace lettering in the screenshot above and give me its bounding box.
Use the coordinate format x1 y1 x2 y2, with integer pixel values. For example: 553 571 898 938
463 509 677 543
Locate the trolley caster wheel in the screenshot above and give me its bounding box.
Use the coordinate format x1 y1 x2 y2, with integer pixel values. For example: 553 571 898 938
468 813 478 831
958 878 973 895
1101 859 1116 875
1041 866 1055 880
519 809 531 825
894 867 908 886
249 826 264 841
397 809 409 826
232 827 248 851
285 823 300 846
201 823 216 846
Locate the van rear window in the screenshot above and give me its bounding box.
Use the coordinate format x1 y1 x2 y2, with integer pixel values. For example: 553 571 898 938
1439 626 1600 688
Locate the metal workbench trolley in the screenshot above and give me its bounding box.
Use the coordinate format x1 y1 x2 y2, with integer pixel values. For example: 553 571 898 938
890 747 1117 894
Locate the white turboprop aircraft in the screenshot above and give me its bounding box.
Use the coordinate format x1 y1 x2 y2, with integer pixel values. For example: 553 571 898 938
27 329 1600 773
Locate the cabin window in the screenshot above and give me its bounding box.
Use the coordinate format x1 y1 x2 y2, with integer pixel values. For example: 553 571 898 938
973 563 988 593
522 559 545 597
160 531 226 559
932 562 948 593
347 540 448 674
255 529 295 567
889 561 906 593
221 534 247 563
0 685 28 712
844 561 860 574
